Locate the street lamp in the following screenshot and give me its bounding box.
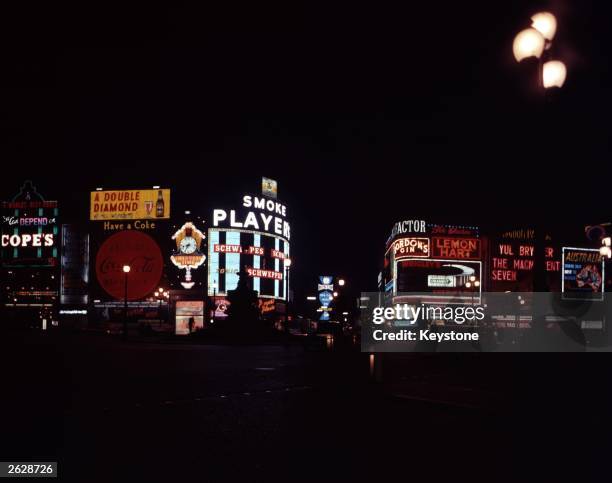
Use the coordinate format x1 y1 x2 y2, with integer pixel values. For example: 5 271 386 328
513 12 566 89
211 281 218 325
164 291 170 325
513 28 545 62
122 265 130 339
542 60 567 89
155 289 169 328
512 11 566 293
338 279 345 287
284 258 292 332
600 237 612 259
531 12 557 41
466 275 479 307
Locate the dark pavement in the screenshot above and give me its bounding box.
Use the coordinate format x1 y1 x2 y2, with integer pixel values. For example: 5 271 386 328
0 331 609 482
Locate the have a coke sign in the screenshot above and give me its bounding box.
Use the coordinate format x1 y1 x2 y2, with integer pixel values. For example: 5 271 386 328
95 230 163 300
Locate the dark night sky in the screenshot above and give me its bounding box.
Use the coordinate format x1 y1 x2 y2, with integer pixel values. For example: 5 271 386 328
1 1 611 297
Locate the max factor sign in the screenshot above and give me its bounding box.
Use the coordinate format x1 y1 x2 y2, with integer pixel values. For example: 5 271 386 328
213 195 291 240
388 220 427 245
391 220 427 237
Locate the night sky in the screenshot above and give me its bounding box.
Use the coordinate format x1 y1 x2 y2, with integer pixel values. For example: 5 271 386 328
2 0 611 298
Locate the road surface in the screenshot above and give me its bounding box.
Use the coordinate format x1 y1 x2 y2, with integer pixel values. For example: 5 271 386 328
0 331 607 482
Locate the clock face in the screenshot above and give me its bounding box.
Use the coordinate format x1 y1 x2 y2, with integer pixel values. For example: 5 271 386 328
179 236 197 254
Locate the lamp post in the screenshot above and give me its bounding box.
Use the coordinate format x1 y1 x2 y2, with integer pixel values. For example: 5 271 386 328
513 11 566 90
164 291 170 326
513 12 566 296
332 278 349 326
600 237 612 260
284 258 292 333
122 265 131 339
465 275 480 309
306 296 317 333
155 288 169 329
211 281 217 325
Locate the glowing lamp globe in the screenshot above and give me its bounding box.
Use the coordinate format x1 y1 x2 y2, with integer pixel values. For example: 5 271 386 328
513 28 545 62
542 60 567 88
531 12 557 41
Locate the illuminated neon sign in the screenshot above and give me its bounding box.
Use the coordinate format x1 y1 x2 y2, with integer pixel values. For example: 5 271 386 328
214 244 264 255
392 237 430 259
212 195 290 240
2 216 56 227
171 222 206 289
494 245 561 276
1 233 55 248
246 267 283 280
432 237 480 260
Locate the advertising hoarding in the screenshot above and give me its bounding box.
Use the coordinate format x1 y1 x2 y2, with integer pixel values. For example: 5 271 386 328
175 300 204 335
212 194 290 241
392 237 430 259
208 228 289 299
431 237 480 260
395 259 482 303
95 230 163 301
211 297 230 319
90 189 171 221
1 181 58 268
562 247 604 301
170 222 206 290
262 177 278 199
317 275 334 321
489 230 561 291
384 221 482 302
209 187 290 301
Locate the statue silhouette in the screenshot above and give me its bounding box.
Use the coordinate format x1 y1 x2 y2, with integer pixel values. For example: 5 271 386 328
225 267 260 329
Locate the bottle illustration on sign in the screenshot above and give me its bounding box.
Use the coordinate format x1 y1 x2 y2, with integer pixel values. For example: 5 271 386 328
156 190 165 218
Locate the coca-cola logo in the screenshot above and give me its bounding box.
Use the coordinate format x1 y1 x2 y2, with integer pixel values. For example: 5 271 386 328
95 230 163 301
98 256 157 275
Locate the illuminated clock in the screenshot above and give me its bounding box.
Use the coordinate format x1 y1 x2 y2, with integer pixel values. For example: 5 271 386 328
179 236 197 255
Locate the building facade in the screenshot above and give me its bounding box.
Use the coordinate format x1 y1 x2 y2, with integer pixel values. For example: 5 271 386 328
1 181 60 327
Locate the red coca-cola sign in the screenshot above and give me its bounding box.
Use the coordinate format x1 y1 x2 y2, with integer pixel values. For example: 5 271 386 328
95 230 163 300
